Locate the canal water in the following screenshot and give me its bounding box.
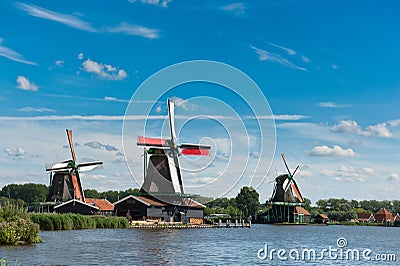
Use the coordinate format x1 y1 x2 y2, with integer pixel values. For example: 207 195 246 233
1 224 398 265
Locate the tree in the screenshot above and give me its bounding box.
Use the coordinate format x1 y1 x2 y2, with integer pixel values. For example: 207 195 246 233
84 189 100 199
235 186 260 220
302 198 312 209
1 183 48 204
316 199 328 210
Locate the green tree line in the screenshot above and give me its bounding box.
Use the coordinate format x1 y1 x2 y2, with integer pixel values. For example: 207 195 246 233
1 183 399 223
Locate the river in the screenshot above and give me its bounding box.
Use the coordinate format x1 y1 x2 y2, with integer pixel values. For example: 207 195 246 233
1 224 399 265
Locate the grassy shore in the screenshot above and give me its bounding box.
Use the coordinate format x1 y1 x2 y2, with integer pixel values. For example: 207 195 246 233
0 205 41 245
30 213 130 230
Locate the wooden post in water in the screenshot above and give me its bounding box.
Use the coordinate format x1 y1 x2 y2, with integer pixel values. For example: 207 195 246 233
218 219 222 227
226 220 230 228
235 219 238 228
241 219 244 228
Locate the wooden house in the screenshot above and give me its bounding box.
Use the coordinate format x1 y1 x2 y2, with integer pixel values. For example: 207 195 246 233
113 195 205 224
374 208 393 223
85 198 114 216
53 199 99 215
356 212 375 223
314 213 329 224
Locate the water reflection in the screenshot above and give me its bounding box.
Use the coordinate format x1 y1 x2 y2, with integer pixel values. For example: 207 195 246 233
0 225 398 265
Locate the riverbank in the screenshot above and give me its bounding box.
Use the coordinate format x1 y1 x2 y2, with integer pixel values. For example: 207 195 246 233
30 213 130 230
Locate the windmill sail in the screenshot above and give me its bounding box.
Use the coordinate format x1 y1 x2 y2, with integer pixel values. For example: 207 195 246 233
138 99 211 195
46 129 103 203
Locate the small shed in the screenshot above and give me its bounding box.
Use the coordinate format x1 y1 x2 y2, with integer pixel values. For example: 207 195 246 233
314 213 329 224
294 206 311 223
85 198 114 216
53 199 99 215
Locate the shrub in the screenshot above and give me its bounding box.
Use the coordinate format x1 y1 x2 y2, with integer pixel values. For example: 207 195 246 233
0 205 41 245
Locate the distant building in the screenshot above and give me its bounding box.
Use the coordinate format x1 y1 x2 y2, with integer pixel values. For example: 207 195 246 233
391 213 400 226
113 195 205 224
85 198 114 216
356 212 375 223
374 208 393 223
53 199 99 215
294 206 311 223
314 213 329 224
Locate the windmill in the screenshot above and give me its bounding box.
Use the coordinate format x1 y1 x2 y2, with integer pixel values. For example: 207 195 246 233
46 129 103 203
262 153 308 223
137 99 211 195
270 153 303 203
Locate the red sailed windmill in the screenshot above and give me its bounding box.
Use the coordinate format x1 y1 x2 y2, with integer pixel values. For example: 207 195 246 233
46 129 103 203
137 99 211 195
263 153 309 223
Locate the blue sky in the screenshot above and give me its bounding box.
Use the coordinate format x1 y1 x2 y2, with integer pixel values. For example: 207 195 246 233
0 0 399 204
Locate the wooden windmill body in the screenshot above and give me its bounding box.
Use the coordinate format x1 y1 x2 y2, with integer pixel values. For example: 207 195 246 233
135 99 210 221
45 130 103 213
262 153 309 224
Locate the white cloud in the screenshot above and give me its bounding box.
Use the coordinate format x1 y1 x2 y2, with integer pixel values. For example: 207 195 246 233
104 96 129 103
248 114 308 121
387 173 399 182
318 102 348 108
331 64 339 69
16 76 38 91
0 38 36 65
321 165 374 182
85 141 118 151
107 23 160 39
365 123 392 138
388 119 400 127
301 55 311 63
331 120 393 138
221 3 245 15
81 59 127 80
155 106 162 113
330 120 362 134
268 42 296 55
18 107 55 112
55 59 64 67
250 46 306 71
131 0 172 8
5 147 26 157
78 53 84 60
309 145 355 158
17 2 96 32
171 97 196 111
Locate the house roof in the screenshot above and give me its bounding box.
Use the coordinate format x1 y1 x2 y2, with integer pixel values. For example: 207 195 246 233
357 212 373 219
113 194 205 209
294 206 310 216
85 198 114 211
316 213 329 219
374 208 393 222
113 195 166 207
391 213 400 222
54 199 99 210
181 198 205 209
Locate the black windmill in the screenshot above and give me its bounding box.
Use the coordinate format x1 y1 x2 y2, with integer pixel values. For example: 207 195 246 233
263 153 308 223
46 129 103 203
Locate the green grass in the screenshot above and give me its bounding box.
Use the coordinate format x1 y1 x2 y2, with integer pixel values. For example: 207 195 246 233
30 213 130 230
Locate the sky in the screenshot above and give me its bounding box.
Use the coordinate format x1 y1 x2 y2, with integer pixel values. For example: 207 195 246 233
0 0 399 204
